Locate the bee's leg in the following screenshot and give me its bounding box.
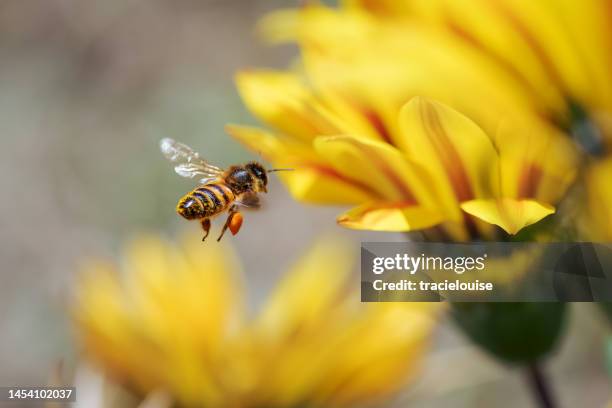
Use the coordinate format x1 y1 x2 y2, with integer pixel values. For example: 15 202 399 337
217 206 243 242
200 218 211 241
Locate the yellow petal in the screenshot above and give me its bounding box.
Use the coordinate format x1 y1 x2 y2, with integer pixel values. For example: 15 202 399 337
493 118 577 203
461 198 555 235
235 70 336 141
337 203 444 231
251 236 356 407
226 123 310 163
257 8 301 44
552 0 612 109
313 304 439 406
248 70 398 143
412 0 567 115
484 0 601 109
314 135 437 204
180 234 245 335
399 97 500 210
342 0 417 16
226 125 374 204
583 157 612 241
278 164 377 204
293 7 542 137
255 235 354 341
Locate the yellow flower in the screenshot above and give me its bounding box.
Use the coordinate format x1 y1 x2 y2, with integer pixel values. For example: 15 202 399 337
344 0 612 149
74 234 438 407
228 4 580 239
229 95 572 239
289 0 612 152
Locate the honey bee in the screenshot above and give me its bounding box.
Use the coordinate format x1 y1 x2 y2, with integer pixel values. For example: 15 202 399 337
160 138 290 242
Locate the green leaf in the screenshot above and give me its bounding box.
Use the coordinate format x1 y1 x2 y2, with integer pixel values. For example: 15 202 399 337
452 302 567 364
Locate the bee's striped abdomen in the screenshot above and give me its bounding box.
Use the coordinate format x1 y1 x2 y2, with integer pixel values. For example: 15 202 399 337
177 182 235 220
192 183 235 217
176 195 205 220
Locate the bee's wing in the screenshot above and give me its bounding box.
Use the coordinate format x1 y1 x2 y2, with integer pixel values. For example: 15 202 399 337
199 177 217 184
236 192 261 209
160 138 224 180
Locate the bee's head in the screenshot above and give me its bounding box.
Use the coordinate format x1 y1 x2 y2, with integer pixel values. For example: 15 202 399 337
245 162 268 193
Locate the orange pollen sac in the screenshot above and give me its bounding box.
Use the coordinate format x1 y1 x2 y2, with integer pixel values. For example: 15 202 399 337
229 212 244 235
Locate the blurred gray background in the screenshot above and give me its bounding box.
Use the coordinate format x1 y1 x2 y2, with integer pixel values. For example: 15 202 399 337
0 1 609 407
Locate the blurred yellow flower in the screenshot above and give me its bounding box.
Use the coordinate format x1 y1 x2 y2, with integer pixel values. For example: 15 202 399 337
74 234 439 407
228 3 581 239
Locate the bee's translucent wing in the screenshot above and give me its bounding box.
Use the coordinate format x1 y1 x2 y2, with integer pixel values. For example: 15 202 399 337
160 138 224 180
173 163 218 179
199 177 217 184
236 192 261 209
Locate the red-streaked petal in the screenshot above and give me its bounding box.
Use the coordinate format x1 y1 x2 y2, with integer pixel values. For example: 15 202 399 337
461 198 555 235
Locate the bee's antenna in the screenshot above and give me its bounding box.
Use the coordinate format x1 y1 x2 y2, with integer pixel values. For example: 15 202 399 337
267 168 294 173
